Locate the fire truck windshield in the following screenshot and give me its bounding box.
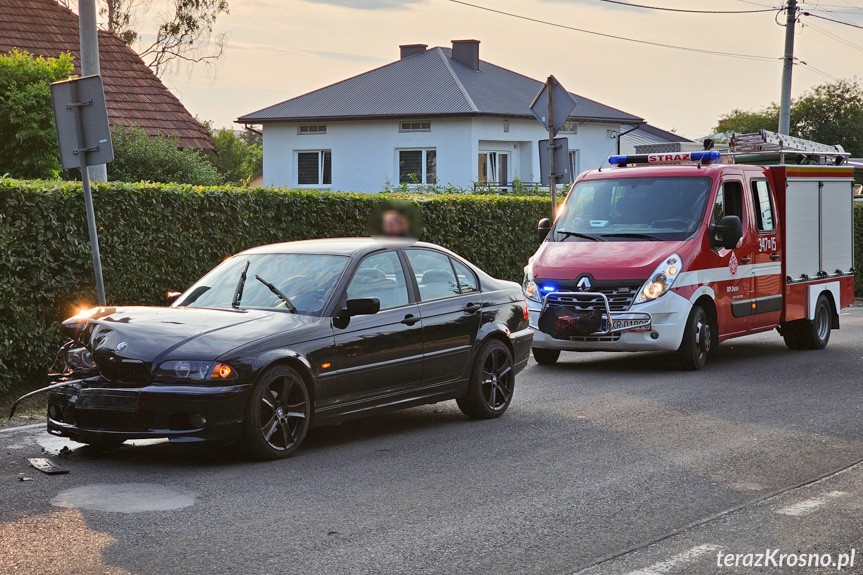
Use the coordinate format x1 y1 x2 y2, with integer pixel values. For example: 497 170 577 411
552 176 712 242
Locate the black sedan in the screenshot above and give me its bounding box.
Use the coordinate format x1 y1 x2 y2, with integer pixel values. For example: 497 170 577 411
44 238 533 459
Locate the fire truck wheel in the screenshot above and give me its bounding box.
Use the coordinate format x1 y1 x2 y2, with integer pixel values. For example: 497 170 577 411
532 348 560 365
678 305 711 371
804 294 832 350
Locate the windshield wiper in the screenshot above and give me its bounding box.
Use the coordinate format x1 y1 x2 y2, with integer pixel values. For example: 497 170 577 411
255 275 298 313
601 232 663 241
556 230 604 241
232 260 251 309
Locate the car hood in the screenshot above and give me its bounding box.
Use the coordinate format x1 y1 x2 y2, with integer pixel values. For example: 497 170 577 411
530 240 692 281
68 306 323 363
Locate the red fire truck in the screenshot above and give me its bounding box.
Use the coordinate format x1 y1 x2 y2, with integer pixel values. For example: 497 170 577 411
524 130 856 370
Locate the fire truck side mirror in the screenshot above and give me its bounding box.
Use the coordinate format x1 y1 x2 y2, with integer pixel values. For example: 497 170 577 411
538 218 552 242
710 215 743 250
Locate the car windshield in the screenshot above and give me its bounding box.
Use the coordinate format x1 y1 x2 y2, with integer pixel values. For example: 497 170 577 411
177 253 349 315
552 176 712 242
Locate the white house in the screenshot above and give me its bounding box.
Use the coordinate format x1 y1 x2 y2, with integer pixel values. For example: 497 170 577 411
237 40 645 193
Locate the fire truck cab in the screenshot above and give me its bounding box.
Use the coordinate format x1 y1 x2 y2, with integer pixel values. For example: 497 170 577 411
524 131 856 370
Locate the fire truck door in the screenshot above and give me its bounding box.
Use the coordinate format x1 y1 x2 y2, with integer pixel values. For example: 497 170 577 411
749 179 783 329
710 178 755 336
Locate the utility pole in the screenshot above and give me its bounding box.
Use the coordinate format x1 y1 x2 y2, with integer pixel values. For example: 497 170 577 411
78 0 108 182
778 0 797 135
546 76 557 216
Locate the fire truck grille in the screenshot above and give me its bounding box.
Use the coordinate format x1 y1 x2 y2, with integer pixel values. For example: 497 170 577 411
546 289 637 312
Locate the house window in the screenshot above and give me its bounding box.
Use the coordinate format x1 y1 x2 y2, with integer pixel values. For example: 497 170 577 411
399 149 436 184
560 121 578 134
569 150 580 180
298 125 326 135
478 152 509 185
297 151 331 185
400 121 431 132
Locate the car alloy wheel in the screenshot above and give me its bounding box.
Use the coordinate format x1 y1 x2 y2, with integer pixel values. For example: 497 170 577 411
457 339 515 419
243 365 310 460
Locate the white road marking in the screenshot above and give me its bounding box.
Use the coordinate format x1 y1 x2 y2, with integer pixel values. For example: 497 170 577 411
623 544 722 575
776 491 847 516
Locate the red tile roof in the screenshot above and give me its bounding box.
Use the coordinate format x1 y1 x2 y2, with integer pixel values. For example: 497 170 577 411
0 0 213 149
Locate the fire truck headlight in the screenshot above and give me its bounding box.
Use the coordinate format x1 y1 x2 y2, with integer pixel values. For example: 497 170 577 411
635 254 682 304
523 272 542 303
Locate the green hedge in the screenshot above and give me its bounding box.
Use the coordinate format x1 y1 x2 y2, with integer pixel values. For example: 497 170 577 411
0 179 553 393
1 179 860 396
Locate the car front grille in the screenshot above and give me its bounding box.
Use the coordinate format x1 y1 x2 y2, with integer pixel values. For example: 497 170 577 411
97 357 149 387
545 288 637 312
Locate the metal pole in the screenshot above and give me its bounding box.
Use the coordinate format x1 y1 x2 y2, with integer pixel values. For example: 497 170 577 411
547 76 557 217
77 0 107 182
70 81 107 305
778 0 797 135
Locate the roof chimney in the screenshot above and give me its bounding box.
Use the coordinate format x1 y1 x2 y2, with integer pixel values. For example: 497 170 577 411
451 39 480 71
400 44 428 59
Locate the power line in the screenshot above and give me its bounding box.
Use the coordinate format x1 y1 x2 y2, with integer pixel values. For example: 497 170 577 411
446 0 779 62
804 20 863 52
596 0 776 13
802 10 863 27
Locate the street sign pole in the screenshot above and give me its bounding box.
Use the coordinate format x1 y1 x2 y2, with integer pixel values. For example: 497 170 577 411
68 80 106 306
530 75 576 220
546 76 557 216
52 75 113 307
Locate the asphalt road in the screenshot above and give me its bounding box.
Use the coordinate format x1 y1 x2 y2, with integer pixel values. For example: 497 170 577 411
2 306 863 575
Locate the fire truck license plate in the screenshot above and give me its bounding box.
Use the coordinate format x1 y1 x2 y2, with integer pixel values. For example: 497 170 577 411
602 319 651 332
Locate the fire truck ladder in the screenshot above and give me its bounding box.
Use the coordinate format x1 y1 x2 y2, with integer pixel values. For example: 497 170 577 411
728 130 849 165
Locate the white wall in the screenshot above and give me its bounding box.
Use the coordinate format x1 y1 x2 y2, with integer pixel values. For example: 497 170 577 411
261 116 623 193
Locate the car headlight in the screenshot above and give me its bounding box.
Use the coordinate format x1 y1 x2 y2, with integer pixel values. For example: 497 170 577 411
523 272 542 303
155 360 236 382
65 346 96 371
634 253 682 304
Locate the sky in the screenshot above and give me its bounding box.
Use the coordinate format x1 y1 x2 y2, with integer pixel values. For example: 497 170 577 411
124 0 863 139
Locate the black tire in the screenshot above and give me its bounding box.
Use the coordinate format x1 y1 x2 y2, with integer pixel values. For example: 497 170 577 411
457 339 515 419
678 305 712 371
804 294 832 350
780 321 807 350
241 365 311 460
532 347 560 365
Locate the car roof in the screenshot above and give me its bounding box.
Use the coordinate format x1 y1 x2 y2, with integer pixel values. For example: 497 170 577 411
239 237 452 258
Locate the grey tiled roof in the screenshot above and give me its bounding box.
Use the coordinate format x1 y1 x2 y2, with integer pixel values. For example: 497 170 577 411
237 47 643 124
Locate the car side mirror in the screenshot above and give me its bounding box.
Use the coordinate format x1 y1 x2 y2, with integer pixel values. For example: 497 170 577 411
709 215 742 250
538 218 551 242
166 291 182 305
345 297 380 316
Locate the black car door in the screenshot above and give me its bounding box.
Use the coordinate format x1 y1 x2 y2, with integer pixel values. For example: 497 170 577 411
404 249 482 386
327 250 424 411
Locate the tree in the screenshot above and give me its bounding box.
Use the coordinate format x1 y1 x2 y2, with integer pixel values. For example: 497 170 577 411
712 79 863 157
101 0 229 77
0 50 74 179
109 124 222 185
208 127 262 186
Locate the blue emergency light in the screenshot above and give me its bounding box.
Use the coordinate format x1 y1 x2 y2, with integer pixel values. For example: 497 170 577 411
608 151 721 166
541 285 556 292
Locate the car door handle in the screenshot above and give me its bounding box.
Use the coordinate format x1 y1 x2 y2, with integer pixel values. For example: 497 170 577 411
400 314 420 325
463 302 481 314
740 257 752 264
770 253 781 261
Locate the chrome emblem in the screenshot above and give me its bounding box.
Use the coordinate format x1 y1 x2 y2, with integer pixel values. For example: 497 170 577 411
577 277 592 291
116 342 127 351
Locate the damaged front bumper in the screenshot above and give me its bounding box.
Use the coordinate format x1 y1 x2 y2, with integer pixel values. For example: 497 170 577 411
46 381 252 444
